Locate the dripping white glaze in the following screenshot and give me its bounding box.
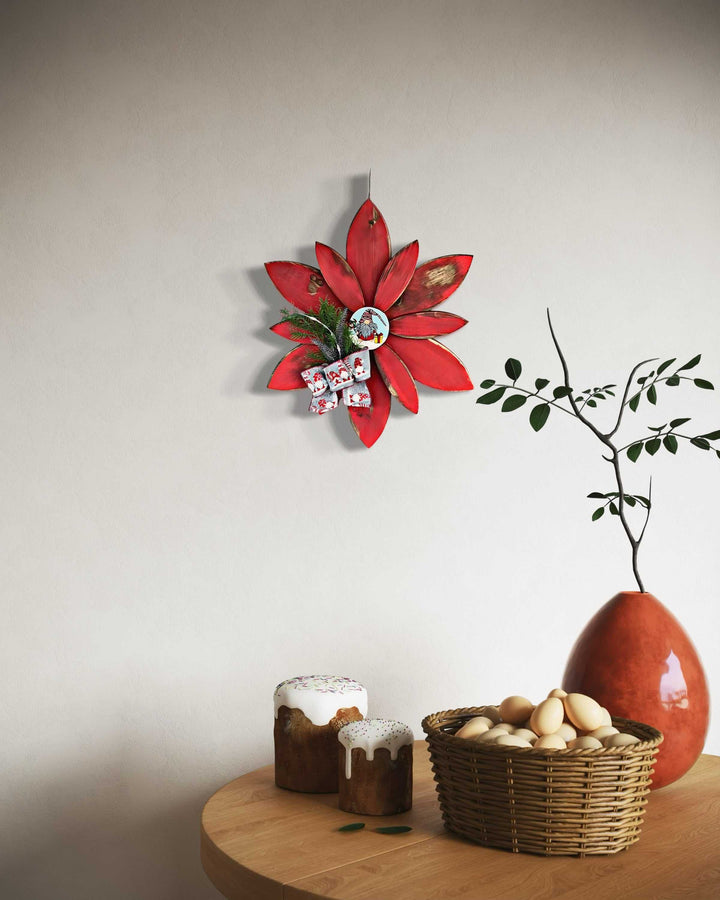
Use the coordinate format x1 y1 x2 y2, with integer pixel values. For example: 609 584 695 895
337 718 414 779
273 675 368 727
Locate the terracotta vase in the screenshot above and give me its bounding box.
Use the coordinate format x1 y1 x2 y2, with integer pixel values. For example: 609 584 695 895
562 591 709 790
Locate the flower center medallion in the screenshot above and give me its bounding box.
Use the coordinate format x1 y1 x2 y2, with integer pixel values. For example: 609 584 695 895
349 307 390 350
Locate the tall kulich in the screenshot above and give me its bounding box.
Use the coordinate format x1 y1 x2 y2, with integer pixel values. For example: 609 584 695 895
338 719 413 816
273 675 367 793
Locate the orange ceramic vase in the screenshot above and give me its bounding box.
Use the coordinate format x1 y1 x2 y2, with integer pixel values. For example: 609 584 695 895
562 591 709 790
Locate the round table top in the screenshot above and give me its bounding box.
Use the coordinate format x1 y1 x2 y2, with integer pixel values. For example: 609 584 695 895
201 742 720 900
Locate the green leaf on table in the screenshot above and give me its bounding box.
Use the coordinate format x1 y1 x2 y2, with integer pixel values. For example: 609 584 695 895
592 507 605 521
627 443 644 462
502 395 527 412
663 434 679 454
657 358 676 375
701 430 720 441
646 437 661 456
375 826 413 835
587 491 606 499
694 378 714 390
678 354 701 371
535 378 550 391
647 384 657 405
505 358 522 381
690 437 711 450
338 822 366 832
552 386 573 399
477 387 507 405
666 375 681 386
529 403 551 432
670 418 691 428
629 393 641 412
479 379 495 389
609 502 619 515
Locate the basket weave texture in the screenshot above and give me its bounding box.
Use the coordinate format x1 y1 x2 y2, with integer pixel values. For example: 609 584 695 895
422 706 663 857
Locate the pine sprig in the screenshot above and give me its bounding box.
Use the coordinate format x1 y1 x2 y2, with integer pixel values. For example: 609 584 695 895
281 300 360 363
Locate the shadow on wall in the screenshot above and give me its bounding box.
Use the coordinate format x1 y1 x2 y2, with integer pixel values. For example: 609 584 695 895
220 173 373 450
0 743 220 900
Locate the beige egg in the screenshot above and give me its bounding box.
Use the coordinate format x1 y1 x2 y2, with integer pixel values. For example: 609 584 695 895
530 697 564 736
555 722 577 742
493 722 516 733
603 732 640 748
475 726 508 742
499 696 534 725
564 693 603 732
547 688 567 699
599 707 612 727
495 733 533 748
567 736 603 750
588 726 619 741
482 706 502 725
455 717 491 739
513 728 538 744
534 733 567 750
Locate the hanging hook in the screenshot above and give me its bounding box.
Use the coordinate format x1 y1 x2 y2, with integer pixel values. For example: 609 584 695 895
368 169 372 199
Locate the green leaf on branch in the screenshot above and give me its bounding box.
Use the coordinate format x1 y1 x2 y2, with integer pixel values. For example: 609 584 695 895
701 430 720 441
477 387 507 405
592 507 605 521
646 438 661 455
690 437 711 450
647 385 657 405
529 403 551 432
609 502 619 515
502 395 527 412
634 495 651 508
694 378 714 390
647 424 667 432
637 375 648 384
552 386 573 399
587 491 606 498
505 358 522 381
663 434 679 454
629 393 641 411
678 354 701 371
479 379 495 389
587 399 597 408
657 358 676 375
535 378 550 390
670 417 691 428
624 495 637 506
666 375 681 386
627 443 644 462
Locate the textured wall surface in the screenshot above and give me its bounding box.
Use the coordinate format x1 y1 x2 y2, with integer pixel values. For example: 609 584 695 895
1 1 719 897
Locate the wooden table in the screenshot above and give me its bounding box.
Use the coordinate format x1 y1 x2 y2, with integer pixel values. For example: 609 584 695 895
201 742 720 899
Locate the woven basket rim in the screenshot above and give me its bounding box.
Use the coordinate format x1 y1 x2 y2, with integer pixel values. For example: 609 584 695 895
422 705 664 755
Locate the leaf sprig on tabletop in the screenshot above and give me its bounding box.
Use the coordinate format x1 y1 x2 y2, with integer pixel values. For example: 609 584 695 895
281 298 359 365
476 310 719 593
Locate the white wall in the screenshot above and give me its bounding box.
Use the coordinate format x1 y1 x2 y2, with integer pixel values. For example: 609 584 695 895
1 1 719 896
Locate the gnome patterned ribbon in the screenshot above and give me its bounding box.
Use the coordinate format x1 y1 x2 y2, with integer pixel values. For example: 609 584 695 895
301 349 372 414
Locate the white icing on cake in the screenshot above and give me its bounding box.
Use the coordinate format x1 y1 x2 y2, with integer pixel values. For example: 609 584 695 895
337 718 414 779
273 675 368 727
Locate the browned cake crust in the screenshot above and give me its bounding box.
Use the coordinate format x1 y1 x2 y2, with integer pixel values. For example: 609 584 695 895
274 705 363 793
338 743 413 815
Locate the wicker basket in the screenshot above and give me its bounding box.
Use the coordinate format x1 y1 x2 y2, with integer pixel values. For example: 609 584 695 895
422 706 663 857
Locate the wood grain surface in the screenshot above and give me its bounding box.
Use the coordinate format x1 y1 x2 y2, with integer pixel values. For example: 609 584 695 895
201 743 720 900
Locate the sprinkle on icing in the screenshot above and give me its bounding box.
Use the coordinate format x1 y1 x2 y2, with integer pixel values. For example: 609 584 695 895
273 675 368 726
337 718 414 779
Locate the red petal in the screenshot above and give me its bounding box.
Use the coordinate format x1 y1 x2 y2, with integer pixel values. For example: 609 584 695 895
315 243 365 311
267 345 318 390
374 241 419 312
374 345 418 414
265 262 344 314
269 321 312 343
346 199 391 304
390 311 468 338
387 337 473 391
389 255 472 317
348 369 391 447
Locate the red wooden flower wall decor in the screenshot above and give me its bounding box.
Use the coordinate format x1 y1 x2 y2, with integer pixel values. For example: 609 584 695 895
266 197 473 447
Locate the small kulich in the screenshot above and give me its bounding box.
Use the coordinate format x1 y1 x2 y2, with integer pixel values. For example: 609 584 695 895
338 719 414 816
273 675 368 793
